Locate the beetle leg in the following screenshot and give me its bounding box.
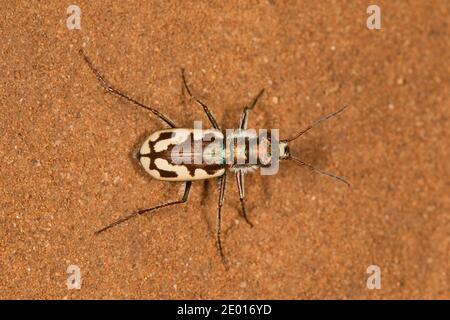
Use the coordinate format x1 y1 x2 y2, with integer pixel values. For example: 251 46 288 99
235 171 253 227
181 69 220 130
79 49 176 128
239 89 265 130
216 172 227 264
95 182 192 234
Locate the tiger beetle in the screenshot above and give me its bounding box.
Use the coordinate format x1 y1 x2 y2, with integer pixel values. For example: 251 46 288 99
79 49 349 264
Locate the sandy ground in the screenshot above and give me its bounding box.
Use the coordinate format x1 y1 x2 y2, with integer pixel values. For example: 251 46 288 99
0 1 448 299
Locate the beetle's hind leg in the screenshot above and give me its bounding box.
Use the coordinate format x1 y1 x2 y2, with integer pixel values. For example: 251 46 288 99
181 69 220 130
79 49 176 128
95 182 192 234
216 172 228 266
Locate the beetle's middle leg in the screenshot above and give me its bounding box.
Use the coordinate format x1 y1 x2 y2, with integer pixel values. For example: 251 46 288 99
95 182 192 234
235 170 253 227
181 69 220 130
216 172 228 265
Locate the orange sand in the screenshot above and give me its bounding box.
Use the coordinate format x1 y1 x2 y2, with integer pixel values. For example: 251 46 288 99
0 1 448 299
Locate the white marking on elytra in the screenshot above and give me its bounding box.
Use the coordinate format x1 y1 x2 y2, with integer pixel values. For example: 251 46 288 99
153 129 190 152
194 168 209 177
155 158 190 176
149 132 161 142
195 168 226 180
149 169 161 178
139 157 150 170
140 142 150 155
139 157 161 179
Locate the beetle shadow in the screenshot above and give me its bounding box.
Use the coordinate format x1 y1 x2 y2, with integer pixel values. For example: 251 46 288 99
200 179 214 234
285 134 333 188
128 130 155 182
255 133 333 205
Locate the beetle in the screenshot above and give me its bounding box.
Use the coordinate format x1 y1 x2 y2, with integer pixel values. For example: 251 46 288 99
79 49 349 262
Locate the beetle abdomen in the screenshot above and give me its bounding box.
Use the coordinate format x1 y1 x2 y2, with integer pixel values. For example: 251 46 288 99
138 129 226 181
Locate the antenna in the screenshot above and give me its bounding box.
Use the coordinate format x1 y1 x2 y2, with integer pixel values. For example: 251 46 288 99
289 155 350 187
282 105 348 142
